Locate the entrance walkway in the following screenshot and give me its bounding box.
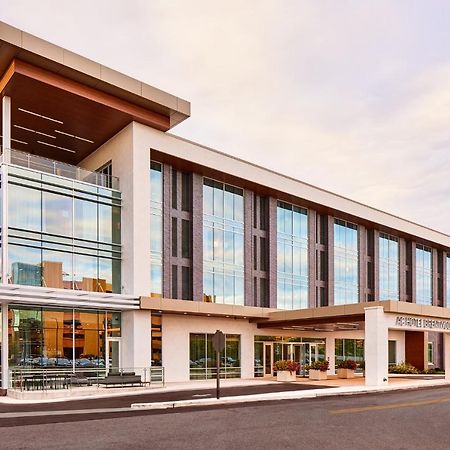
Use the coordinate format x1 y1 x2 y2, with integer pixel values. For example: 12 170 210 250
1 374 447 404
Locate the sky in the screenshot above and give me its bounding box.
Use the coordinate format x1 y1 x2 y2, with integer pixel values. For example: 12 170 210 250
1 0 450 233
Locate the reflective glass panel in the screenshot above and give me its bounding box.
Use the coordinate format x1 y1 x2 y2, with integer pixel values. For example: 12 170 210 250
43 191 73 236
9 184 42 231
334 219 359 305
277 202 308 310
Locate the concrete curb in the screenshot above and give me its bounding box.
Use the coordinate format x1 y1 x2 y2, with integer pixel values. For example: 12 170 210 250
131 379 450 411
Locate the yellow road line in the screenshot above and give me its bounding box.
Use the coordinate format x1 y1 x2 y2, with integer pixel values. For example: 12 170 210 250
330 397 450 414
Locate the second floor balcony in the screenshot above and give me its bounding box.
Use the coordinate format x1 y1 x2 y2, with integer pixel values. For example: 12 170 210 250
3 148 119 190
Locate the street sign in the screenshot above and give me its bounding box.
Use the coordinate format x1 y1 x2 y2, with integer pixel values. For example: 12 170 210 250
212 330 225 353
212 330 225 399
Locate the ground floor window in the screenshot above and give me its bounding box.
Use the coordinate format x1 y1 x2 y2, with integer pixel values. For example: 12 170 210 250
335 339 364 366
151 314 162 366
428 342 434 365
388 340 397 365
8 306 120 370
189 333 240 380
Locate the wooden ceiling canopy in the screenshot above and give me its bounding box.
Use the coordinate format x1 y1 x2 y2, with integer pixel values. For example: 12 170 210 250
0 59 170 165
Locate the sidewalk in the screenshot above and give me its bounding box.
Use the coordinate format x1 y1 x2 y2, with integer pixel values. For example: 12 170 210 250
131 377 450 411
1 375 449 408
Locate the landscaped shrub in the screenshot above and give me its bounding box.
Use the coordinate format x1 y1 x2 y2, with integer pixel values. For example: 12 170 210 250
306 360 329 372
273 360 299 374
388 362 419 374
336 359 357 370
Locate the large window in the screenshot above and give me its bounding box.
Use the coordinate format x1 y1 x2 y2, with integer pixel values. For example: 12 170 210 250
8 306 120 369
203 179 244 305
150 162 163 297
334 219 359 305
277 202 308 309
335 339 364 365
7 167 121 293
416 244 432 305
189 333 240 379
379 233 399 300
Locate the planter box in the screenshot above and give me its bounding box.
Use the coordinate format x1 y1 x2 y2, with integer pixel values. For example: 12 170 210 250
276 370 297 382
337 368 355 379
309 369 327 381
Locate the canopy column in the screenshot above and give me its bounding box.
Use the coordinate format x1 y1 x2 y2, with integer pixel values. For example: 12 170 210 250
365 306 388 386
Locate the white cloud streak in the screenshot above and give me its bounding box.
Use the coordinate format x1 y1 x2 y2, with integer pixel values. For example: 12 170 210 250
1 0 450 233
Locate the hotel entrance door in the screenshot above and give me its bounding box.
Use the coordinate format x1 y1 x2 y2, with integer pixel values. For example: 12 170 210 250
261 342 321 377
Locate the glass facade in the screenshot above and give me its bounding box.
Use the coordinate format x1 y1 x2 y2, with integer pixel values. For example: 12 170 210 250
150 162 163 297
189 333 240 379
379 233 399 300
8 306 120 369
277 202 308 309
203 179 244 305
416 244 432 305
335 338 364 365
334 219 359 305
7 166 121 293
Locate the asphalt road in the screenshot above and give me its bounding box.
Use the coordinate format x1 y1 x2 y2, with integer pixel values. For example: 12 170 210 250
2 386 450 450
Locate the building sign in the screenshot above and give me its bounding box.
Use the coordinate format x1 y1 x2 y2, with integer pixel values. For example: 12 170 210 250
395 316 450 331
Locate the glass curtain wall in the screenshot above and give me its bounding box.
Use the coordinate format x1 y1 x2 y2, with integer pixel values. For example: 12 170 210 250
416 244 432 305
379 233 399 300
7 166 121 293
189 333 240 379
203 179 244 305
334 219 359 305
8 306 120 369
276 202 308 309
150 162 163 297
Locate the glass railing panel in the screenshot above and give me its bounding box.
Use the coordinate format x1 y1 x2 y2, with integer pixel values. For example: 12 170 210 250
7 148 119 190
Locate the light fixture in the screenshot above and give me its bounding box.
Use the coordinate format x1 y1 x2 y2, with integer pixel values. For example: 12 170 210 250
18 108 63 124
14 125 56 139
0 135 28 145
38 140 75 153
54 129 94 144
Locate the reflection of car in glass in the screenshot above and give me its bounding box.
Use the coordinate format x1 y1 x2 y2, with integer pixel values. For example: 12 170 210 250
76 358 95 368
32 357 49 366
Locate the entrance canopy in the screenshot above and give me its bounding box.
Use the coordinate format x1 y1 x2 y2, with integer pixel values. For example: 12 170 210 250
256 300 450 331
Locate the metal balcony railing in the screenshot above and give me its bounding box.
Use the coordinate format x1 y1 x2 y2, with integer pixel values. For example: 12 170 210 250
2 148 119 190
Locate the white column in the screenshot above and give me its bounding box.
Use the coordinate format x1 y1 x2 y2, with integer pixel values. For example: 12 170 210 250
1 302 8 391
365 306 389 386
240 330 254 379
326 336 336 375
444 333 450 381
121 310 152 373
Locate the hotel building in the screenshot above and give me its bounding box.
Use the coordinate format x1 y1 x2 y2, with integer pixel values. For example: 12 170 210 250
1 21 450 393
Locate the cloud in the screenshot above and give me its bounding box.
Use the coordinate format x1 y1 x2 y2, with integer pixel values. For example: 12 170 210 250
1 0 450 233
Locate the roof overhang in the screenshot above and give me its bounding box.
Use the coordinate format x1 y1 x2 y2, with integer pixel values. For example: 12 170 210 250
0 59 171 164
0 21 190 129
0 284 139 311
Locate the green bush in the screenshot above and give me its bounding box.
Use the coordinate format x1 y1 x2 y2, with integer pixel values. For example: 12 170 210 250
306 360 329 372
388 362 419 374
337 359 357 370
